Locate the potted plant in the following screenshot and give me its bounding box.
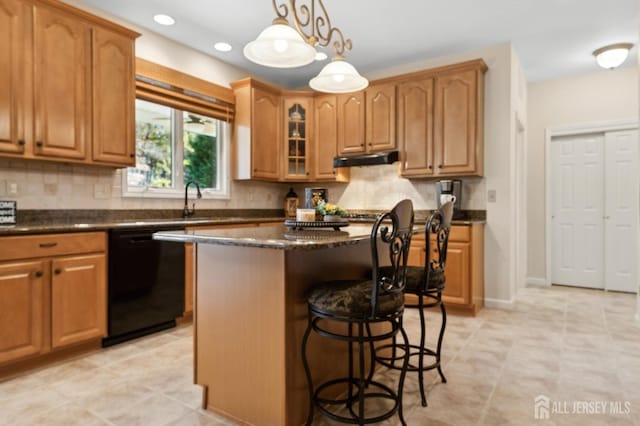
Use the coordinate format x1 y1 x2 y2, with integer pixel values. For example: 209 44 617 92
316 200 348 222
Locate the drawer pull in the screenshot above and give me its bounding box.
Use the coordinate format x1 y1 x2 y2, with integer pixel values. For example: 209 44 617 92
18 139 25 146
36 141 43 147
39 242 58 248
34 271 43 278
54 268 62 275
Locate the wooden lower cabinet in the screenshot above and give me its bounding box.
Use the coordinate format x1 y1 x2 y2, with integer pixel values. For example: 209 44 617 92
407 223 484 315
51 254 106 349
0 232 106 367
0 260 45 364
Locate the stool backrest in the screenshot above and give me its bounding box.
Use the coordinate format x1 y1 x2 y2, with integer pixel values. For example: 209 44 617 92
370 199 415 318
423 201 453 291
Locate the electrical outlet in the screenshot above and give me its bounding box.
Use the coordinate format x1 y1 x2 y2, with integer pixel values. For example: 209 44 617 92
487 189 497 203
8 182 18 196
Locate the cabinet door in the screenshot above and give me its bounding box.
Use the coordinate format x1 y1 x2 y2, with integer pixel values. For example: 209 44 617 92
0 260 45 364
398 78 435 177
252 88 281 180
337 92 365 155
33 4 90 160
283 97 311 180
92 26 135 166
365 83 396 152
0 0 29 155
407 235 426 267
441 241 470 305
314 95 339 180
51 254 106 348
434 69 478 175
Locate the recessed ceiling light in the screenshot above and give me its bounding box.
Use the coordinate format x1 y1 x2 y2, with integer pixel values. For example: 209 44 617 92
153 14 175 26
214 42 233 52
315 51 328 61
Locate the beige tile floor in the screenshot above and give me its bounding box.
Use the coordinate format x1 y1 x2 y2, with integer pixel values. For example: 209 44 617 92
1 285 639 425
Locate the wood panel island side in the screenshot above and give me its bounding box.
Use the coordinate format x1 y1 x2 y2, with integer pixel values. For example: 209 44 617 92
154 224 388 426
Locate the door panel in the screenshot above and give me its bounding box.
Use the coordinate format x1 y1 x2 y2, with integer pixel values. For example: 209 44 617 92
604 130 638 292
314 95 339 180
337 93 365 155
251 88 280 179
51 254 106 348
551 135 604 288
398 78 434 176
441 242 470 304
0 260 45 364
34 5 90 160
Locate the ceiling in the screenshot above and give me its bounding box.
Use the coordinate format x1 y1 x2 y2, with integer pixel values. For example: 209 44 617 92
79 0 637 89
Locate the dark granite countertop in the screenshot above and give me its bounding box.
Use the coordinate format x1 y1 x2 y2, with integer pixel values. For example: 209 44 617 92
0 209 485 236
154 223 426 251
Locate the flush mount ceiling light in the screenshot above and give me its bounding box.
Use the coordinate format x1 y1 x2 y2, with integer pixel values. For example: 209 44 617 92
593 43 634 69
153 14 175 26
244 0 368 93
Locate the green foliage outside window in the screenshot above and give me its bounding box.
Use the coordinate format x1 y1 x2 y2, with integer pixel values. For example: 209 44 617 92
135 121 172 188
184 132 217 188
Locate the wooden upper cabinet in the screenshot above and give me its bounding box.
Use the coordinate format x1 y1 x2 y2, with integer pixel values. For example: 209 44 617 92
50 254 106 349
398 77 435 177
282 96 312 181
0 0 29 155
92 26 135 166
313 95 349 182
252 87 281 180
33 4 91 160
0 260 45 364
337 92 365 155
365 83 396 152
434 66 483 175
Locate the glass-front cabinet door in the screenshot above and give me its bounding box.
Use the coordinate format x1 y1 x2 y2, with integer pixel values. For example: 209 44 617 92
283 96 312 181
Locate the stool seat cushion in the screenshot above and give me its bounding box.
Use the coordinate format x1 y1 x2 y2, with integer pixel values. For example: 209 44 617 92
308 280 404 318
379 266 445 293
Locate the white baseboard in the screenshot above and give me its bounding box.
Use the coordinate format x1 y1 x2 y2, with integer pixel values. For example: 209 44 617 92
484 297 515 310
526 277 549 286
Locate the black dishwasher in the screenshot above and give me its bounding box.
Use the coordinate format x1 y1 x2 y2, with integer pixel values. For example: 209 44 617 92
104 226 185 347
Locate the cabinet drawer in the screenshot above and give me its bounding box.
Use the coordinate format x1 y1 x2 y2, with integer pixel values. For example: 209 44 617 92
0 232 106 261
449 225 470 242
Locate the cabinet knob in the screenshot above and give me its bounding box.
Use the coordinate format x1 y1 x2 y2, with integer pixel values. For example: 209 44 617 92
306 172 309 176
54 268 61 275
129 153 135 158
36 141 43 147
438 164 443 168
428 165 433 169
18 139 25 146
360 143 364 147
332 170 336 175
34 271 43 278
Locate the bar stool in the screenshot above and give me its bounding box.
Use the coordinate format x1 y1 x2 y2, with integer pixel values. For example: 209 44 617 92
376 201 453 407
301 199 414 425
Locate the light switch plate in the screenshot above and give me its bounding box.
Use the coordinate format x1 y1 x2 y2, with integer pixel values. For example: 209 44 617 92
487 189 497 203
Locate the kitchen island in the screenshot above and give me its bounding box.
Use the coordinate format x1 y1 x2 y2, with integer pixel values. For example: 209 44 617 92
154 224 391 426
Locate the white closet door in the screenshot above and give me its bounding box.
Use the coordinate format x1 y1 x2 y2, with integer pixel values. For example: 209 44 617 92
604 130 638 292
551 135 604 288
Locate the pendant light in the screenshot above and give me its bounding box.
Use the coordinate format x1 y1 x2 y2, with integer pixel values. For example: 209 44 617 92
244 0 368 93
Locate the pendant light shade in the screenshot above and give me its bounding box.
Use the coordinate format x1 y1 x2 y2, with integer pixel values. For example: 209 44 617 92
309 57 369 93
244 18 316 68
593 43 633 70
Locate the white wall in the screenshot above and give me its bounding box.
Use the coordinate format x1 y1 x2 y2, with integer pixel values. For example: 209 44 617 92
527 67 639 282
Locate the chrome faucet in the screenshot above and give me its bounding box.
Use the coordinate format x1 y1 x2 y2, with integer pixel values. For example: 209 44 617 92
183 181 202 218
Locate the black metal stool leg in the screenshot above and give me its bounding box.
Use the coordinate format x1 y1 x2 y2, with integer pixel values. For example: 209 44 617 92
365 322 375 385
436 297 447 383
417 295 428 407
357 321 365 425
301 315 314 426
397 322 410 426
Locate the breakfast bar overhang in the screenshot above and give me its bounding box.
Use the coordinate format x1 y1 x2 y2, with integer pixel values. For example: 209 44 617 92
154 224 398 426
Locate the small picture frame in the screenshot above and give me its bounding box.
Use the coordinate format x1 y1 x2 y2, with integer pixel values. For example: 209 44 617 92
0 201 17 225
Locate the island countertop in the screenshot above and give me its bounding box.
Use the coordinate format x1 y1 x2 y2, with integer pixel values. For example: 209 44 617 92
153 223 413 250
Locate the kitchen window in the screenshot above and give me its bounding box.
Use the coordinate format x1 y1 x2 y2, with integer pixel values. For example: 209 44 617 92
124 59 235 199
123 99 229 198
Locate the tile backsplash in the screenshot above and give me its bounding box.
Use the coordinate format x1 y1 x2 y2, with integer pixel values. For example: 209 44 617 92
0 159 486 211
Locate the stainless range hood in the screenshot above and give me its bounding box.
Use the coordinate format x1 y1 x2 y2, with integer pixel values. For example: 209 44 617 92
333 150 399 167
